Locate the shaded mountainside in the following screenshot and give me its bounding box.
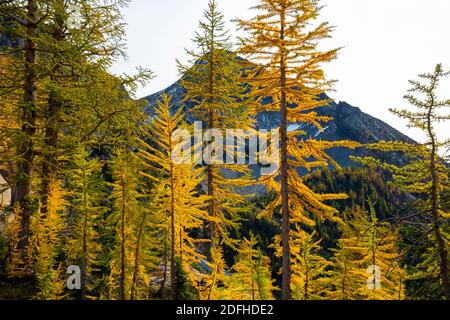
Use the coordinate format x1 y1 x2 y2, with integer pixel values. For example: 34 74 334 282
144 78 416 171
223 165 414 275
0 20 24 50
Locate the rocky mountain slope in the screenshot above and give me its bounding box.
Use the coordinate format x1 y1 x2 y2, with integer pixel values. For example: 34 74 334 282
144 79 415 172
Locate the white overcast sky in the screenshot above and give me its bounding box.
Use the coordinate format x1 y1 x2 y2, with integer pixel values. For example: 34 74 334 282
110 0 450 147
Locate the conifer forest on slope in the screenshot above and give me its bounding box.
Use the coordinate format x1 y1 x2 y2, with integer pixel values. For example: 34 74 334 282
0 0 449 300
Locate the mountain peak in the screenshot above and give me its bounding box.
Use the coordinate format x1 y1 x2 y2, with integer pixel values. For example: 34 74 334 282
144 77 415 170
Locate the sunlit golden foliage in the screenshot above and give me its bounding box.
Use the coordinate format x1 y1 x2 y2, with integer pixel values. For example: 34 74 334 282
272 227 330 300
325 205 405 300
30 179 66 300
138 94 210 298
66 145 105 299
224 235 277 300
355 64 450 299
178 0 255 259
237 0 360 299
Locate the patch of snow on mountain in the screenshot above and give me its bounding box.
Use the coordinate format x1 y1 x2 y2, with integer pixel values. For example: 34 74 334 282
315 126 329 138
168 86 178 95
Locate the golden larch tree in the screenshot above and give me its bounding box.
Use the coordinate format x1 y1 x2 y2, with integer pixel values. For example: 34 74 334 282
178 0 255 294
138 94 210 299
272 227 330 300
225 234 277 300
66 144 105 300
237 0 359 299
356 64 450 299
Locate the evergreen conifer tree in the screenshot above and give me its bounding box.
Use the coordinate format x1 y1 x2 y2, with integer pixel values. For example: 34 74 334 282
225 235 276 300
237 0 359 299
66 144 105 299
272 227 330 300
30 179 66 300
138 94 210 299
356 64 450 299
178 2 255 294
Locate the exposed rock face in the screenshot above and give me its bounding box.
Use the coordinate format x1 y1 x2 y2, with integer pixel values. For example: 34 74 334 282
0 174 11 209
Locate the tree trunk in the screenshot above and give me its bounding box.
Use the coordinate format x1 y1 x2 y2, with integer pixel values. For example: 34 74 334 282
81 209 88 299
179 228 183 264
170 172 176 300
207 41 216 257
158 229 168 297
427 113 450 299
250 253 255 300
41 92 62 212
119 171 126 300
79 165 89 299
14 0 38 254
131 212 146 300
42 0 65 215
207 159 215 255
279 4 291 301
168 124 176 300
207 260 219 300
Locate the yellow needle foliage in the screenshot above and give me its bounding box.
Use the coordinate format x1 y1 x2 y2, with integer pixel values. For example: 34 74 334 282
0 55 19 177
224 235 277 300
355 64 450 299
66 144 105 300
326 205 405 300
272 227 330 300
178 1 256 277
237 0 360 299
30 179 66 300
138 94 210 298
